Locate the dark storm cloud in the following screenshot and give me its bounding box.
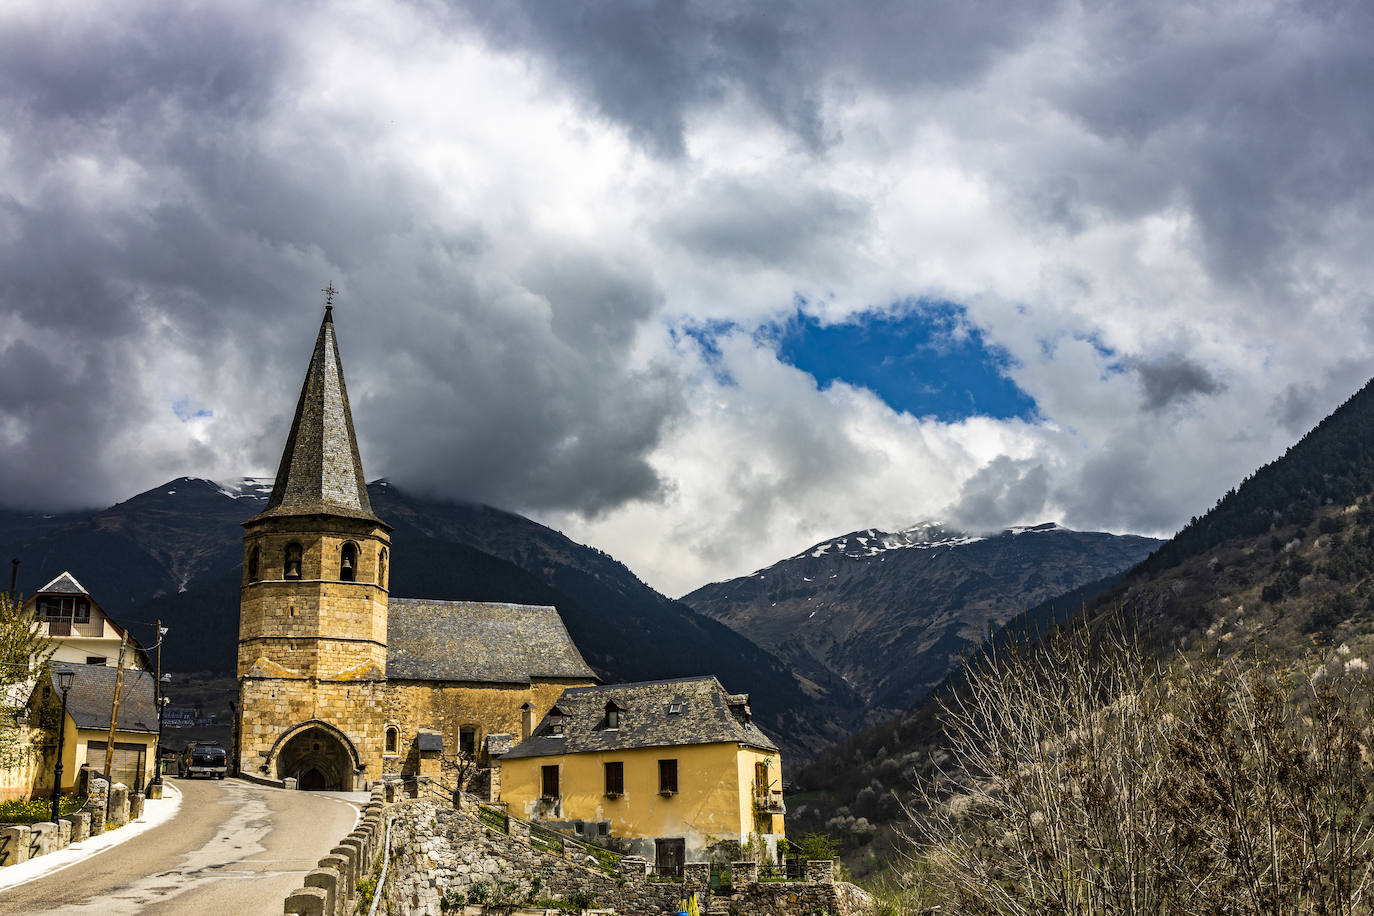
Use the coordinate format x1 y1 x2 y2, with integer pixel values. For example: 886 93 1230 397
1045 3 1374 294
456 0 1054 156
0 1 683 515
659 176 869 267
949 456 1050 532
1136 353 1223 411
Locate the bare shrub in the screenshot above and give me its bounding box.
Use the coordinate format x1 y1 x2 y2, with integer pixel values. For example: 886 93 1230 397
907 618 1374 915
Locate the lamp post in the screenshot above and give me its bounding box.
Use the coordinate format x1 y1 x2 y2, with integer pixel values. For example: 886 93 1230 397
50 667 75 824
151 621 168 788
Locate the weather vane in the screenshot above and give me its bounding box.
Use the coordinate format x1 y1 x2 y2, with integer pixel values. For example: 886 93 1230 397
322 282 337 310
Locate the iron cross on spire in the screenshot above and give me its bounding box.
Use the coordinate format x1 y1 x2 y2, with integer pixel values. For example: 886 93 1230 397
322 283 337 311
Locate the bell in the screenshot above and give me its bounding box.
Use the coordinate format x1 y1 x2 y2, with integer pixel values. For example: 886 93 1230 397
341 553 353 571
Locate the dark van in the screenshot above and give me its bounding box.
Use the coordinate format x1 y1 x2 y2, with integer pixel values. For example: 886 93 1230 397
178 744 228 779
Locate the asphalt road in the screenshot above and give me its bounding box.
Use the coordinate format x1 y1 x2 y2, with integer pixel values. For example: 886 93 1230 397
0 777 363 915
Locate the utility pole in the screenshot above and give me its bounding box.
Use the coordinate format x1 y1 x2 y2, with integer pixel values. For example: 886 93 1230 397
8 558 16 603
103 632 129 816
152 620 166 788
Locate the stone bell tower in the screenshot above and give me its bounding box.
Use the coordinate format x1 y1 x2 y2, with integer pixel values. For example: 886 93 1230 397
236 301 392 787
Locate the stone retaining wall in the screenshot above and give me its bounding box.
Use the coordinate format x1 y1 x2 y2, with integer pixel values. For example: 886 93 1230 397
283 783 389 916
0 779 136 870
380 798 874 916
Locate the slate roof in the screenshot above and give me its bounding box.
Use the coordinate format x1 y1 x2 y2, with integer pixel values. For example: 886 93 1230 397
36 571 88 595
45 662 159 734
249 306 384 525
387 598 597 685
501 676 779 759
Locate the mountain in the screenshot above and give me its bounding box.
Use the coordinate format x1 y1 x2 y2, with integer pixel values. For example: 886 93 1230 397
793 374 1374 875
1 477 855 758
682 522 1160 719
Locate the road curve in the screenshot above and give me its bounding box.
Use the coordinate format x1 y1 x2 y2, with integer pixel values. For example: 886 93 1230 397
0 777 362 915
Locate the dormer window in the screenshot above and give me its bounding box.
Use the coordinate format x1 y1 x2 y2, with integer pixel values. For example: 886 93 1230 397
284 543 303 580
340 542 357 581
604 700 624 730
668 702 681 715
548 707 566 737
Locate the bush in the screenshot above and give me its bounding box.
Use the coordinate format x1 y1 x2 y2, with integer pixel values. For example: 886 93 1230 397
907 617 1374 915
0 796 85 824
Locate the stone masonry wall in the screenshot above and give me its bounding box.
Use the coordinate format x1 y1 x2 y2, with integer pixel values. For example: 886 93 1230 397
381 799 874 916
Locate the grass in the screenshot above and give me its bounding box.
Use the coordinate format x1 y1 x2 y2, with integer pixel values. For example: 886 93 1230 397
0 796 86 825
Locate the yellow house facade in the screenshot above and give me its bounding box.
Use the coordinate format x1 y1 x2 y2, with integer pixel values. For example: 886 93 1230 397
498 676 785 870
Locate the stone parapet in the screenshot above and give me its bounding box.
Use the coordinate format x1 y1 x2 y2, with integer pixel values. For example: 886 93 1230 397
63 812 90 844
0 826 30 866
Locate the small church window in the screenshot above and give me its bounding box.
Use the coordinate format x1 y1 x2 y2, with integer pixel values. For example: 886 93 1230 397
385 726 398 754
460 726 477 757
285 543 303 580
248 547 260 582
340 542 357 582
378 548 387 585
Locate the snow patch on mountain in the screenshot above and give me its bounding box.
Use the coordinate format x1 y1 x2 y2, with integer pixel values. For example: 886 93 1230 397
213 477 274 500
791 521 1065 561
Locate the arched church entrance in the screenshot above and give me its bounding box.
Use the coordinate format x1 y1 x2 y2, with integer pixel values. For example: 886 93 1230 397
275 724 356 791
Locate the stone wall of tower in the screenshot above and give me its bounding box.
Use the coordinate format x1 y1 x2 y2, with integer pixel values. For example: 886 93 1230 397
238 675 387 787
238 516 391 679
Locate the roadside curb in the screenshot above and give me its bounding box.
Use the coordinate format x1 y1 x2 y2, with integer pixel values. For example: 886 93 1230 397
0 782 183 890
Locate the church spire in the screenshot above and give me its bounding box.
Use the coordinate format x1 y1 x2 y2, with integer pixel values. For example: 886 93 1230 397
256 303 381 523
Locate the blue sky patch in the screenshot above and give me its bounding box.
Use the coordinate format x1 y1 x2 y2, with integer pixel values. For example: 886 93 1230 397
763 302 1038 422
173 399 213 422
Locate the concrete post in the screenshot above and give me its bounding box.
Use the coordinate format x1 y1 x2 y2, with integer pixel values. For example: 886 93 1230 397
0 826 31 866
28 822 57 858
89 805 106 835
330 845 358 900
284 777 298 791
129 791 145 821
303 867 340 916
107 783 130 828
283 886 328 916
342 834 366 877
63 812 90 844
146 782 163 800
55 819 71 849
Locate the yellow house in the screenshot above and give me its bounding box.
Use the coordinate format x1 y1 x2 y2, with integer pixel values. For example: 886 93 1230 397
28 661 160 797
0 574 157 800
498 676 785 871
24 572 152 671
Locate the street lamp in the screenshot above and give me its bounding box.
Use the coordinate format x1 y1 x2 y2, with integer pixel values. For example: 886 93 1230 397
151 622 168 788
50 667 75 824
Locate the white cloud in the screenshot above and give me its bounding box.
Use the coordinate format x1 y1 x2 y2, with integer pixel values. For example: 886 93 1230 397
3 0 1374 595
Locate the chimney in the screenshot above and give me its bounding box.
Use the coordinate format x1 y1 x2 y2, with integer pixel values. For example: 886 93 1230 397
521 702 535 741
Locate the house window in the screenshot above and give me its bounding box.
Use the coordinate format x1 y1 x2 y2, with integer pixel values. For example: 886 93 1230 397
284 543 303 580
605 761 624 796
460 726 477 758
755 761 769 802
542 765 560 799
658 759 678 795
247 546 260 582
38 597 90 624
385 726 398 755
86 656 106 665
340 542 357 581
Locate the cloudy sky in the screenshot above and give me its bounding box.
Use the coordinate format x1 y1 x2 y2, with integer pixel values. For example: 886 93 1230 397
3 0 1373 596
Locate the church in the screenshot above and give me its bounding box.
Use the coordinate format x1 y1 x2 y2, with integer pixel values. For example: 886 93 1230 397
234 304 598 790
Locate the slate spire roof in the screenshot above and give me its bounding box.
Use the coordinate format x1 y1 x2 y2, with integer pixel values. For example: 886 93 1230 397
253 305 383 524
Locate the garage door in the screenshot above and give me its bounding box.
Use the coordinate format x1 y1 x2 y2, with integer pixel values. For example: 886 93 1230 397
87 741 147 793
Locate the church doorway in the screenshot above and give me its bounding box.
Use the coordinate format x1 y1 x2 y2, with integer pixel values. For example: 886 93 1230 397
276 725 356 791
